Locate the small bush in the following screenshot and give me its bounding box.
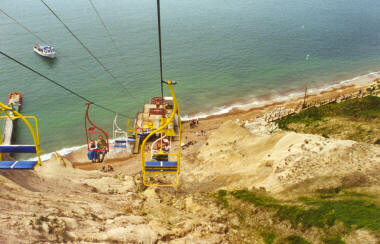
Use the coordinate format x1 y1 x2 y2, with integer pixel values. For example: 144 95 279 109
323 236 345 244
231 189 280 208
217 189 229 207
261 231 276 244
281 235 310 244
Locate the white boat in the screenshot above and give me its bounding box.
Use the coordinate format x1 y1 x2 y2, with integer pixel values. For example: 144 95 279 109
33 44 56 58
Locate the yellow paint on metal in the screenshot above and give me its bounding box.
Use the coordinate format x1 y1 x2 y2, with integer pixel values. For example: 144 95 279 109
126 118 136 137
0 102 43 168
140 81 181 187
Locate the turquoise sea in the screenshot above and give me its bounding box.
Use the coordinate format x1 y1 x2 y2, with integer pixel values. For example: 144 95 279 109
1 0 380 156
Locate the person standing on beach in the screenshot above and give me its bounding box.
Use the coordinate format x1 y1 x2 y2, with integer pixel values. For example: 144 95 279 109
97 135 107 163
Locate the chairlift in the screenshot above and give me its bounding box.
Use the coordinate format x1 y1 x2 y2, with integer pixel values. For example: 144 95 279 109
85 103 109 153
140 80 181 186
0 102 43 170
113 113 127 148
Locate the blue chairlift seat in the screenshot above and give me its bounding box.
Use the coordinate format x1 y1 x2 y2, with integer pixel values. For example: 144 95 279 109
0 161 38 170
0 145 36 153
115 140 127 143
145 161 177 172
114 139 127 148
127 136 137 142
114 144 127 148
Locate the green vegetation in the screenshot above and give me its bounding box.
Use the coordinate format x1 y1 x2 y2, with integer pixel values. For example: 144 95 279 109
323 236 345 244
215 189 380 242
276 96 380 143
231 189 280 208
216 189 229 207
276 199 380 230
261 231 276 244
280 235 311 244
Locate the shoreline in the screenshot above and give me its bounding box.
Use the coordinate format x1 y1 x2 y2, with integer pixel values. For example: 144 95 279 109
43 70 379 162
182 70 380 121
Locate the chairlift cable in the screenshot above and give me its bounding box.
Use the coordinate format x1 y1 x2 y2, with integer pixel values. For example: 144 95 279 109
156 0 164 99
0 9 45 43
0 50 129 117
40 0 136 100
88 0 129 68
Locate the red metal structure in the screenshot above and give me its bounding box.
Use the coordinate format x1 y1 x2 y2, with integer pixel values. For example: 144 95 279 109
85 103 109 152
8 92 23 107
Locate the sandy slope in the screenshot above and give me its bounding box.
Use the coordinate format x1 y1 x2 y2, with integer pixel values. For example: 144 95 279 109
0 152 228 243
0 120 379 243
181 120 379 196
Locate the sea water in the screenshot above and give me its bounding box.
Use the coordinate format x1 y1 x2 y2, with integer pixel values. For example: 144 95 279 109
1 0 380 156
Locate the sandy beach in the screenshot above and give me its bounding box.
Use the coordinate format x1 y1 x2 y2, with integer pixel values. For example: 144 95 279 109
61 72 379 171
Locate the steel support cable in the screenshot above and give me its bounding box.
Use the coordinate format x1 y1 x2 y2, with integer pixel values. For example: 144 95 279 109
0 50 129 117
40 0 136 99
156 0 164 99
0 8 100 82
88 0 129 68
0 9 44 43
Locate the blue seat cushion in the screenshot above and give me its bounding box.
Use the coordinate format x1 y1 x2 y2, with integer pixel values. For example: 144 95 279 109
115 140 127 143
145 161 177 168
114 145 127 148
0 145 36 153
0 161 38 170
145 168 177 172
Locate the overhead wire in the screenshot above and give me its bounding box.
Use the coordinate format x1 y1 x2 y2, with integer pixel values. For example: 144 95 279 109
88 0 129 67
40 0 136 99
0 50 129 117
87 0 141 107
156 0 164 99
0 9 44 44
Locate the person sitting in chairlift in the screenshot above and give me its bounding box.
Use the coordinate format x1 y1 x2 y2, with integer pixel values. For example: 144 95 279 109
153 138 170 161
97 135 107 163
88 139 98 163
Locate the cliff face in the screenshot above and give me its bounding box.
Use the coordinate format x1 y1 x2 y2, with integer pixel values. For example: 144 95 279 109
182 120 379 195
0 120 379 243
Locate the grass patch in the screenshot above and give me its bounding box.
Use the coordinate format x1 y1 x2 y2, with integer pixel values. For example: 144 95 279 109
216 189 229 207
280 235 311 244
277 199 380 230
323 236 345 244
231 189 280 208
217 189 380 231
261 231 276 244
276 96 380 143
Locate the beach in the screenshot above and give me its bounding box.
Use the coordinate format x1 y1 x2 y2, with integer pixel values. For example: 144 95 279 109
59 72 379 166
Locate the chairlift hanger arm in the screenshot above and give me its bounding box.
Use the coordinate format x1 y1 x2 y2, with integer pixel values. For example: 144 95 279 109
162 80 177 85
0 102 43 169
85 103 109 152
140 81 181 186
